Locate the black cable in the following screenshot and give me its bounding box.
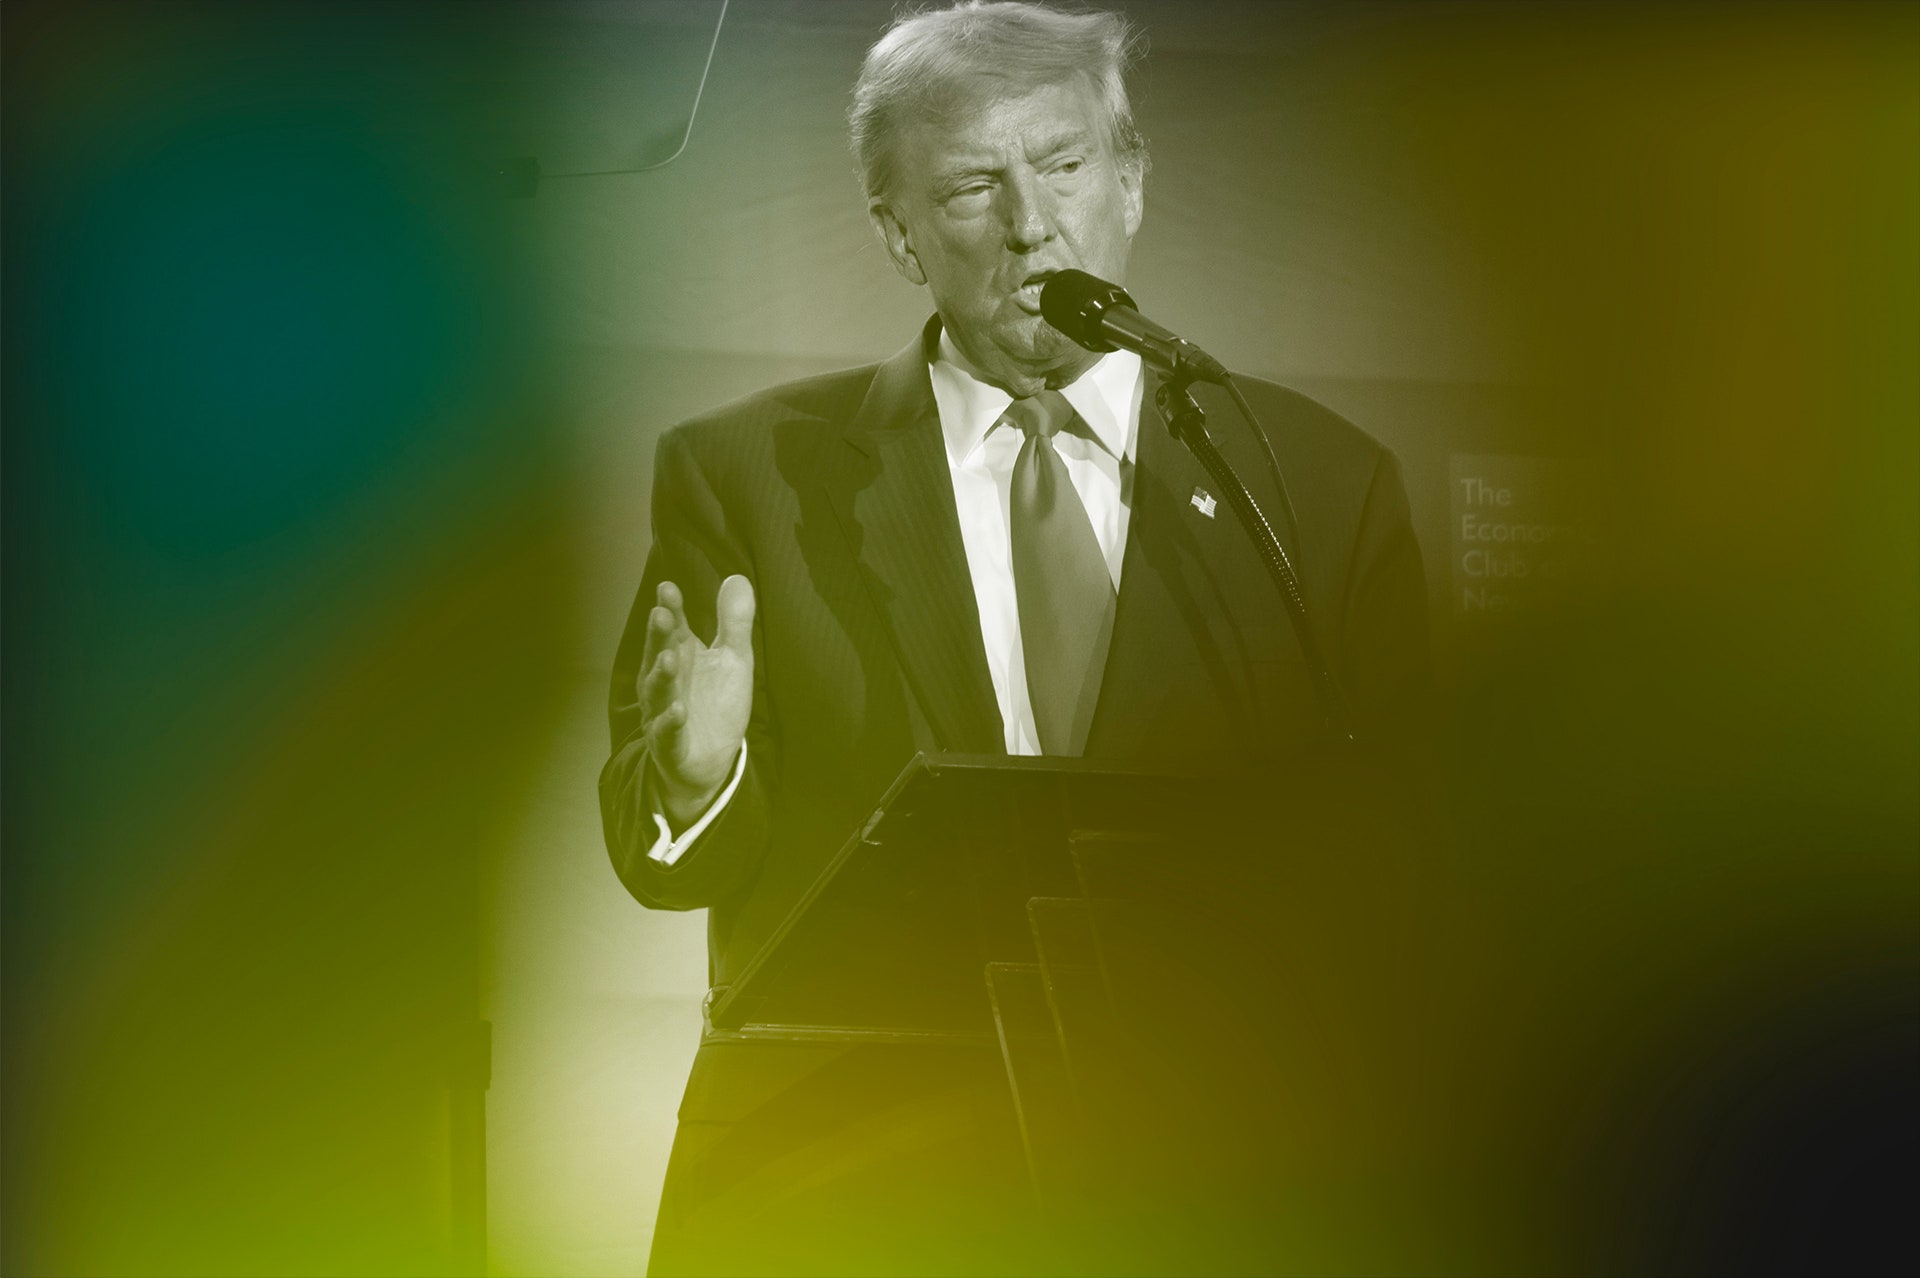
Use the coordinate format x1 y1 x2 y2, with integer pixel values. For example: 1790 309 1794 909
1182 427 1354 743
1224 374 1303 549
1156 380 1355 743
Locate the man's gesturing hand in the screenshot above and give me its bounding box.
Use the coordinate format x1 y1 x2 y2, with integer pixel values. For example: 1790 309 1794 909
640 574 755 830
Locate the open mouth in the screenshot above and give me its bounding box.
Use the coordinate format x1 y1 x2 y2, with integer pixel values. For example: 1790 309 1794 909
1013 269 1060 312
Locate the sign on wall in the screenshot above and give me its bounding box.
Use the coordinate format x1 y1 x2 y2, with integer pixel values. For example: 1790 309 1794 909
1448 454 1600 623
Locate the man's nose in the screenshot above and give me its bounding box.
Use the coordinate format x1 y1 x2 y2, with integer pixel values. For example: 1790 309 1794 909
1003 174 1057 251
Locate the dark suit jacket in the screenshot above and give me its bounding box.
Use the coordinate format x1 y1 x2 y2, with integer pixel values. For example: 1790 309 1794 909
599 317 1429 1272
603 318 1427 968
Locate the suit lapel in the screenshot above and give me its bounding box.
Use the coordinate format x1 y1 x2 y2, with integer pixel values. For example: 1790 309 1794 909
1086 374 1290 759
824 321 1005 755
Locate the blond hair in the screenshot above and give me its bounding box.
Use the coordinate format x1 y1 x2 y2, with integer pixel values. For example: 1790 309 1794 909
849 1 1149 199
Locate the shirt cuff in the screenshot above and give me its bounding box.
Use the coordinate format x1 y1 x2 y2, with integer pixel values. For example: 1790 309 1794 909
645 741 748 867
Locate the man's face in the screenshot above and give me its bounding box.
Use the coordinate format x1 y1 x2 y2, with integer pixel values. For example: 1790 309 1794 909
871 76 1144 394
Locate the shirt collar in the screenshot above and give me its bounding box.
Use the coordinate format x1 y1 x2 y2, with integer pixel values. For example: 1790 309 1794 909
929 325 1143 468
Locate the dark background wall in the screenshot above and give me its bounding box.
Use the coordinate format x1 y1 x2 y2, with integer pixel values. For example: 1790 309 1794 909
5 2 1916 1275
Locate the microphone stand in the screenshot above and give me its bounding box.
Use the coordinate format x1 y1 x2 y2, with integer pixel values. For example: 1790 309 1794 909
1154 373 1357 744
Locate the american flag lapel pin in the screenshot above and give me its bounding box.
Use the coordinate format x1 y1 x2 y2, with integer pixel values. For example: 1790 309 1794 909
1190 486 1217 518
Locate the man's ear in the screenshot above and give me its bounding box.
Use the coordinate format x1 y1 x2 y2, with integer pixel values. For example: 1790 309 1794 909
870 200 927 287
1120 160 1145 240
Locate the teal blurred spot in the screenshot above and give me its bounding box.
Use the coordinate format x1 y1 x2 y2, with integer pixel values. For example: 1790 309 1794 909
50 111 475 555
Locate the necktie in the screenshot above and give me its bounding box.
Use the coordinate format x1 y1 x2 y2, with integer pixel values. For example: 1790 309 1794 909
1005 390 1116 755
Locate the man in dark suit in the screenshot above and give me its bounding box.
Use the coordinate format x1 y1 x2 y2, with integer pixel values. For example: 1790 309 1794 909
600 3 1429 1272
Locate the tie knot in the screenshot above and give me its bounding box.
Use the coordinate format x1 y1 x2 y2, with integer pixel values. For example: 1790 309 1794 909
1002 389 1076 441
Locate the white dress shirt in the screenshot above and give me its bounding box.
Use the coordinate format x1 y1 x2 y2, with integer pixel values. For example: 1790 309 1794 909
644 337 1145 865
929 332 1143 755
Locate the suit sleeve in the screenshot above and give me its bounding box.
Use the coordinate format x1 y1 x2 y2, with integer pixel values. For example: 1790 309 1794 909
599 426 776 911
1338 447 1434 737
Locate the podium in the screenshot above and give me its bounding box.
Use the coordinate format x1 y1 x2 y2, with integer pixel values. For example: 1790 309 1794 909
706 751 1412 1273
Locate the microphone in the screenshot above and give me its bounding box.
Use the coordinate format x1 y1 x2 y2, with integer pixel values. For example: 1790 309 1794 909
1044 268 1356 741
1040 269 1230 385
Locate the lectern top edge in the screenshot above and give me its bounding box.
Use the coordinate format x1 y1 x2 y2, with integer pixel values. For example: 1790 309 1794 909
707 752 1254 1034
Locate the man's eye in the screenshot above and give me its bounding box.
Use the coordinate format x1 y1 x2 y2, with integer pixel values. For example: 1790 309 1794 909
1053 159 1085 176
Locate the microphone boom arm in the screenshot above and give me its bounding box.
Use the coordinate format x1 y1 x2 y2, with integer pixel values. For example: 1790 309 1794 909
1154 374 1357 745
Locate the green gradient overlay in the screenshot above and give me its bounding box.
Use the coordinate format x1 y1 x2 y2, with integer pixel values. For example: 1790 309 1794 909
6 2 1917 1275
5 3 566 1273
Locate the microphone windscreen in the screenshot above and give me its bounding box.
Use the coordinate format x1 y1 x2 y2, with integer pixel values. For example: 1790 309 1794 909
1040 269 1138 352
